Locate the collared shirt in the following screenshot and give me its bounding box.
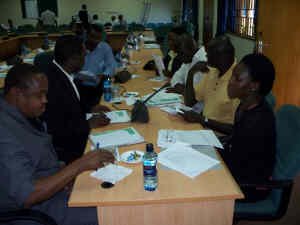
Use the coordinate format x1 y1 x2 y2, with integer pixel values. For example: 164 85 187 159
41 10 56 26
194 63 240 124
167 50 177 72
53 60 80 100
82 41 117 77
0 97 60 210
170 46 207 87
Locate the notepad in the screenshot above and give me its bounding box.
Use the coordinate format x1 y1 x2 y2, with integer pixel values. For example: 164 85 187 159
157 129 223 149
89 127 144 148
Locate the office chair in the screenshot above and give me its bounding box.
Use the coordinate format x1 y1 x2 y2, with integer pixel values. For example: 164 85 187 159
266 92 276 109
234 105 300 221
0 209 58 225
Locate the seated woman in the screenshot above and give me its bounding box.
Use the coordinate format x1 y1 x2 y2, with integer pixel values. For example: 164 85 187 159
220 53 276 202
162 26 186 77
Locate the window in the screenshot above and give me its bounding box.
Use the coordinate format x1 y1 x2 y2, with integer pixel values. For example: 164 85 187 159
21 0 58 19
228 0 257 39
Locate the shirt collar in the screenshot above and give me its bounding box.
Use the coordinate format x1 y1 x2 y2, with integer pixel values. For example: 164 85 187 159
53 59 74 80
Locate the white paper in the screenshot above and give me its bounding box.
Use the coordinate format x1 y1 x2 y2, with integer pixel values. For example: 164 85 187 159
152 54 165 78
23 58 34 64
158 143 220 178
90 164 132 184
105 110 131 123
160 103 193 115
144 43 160 49
142 90 182 106
89 127 144 148
142 36 156 42
157 129 223 149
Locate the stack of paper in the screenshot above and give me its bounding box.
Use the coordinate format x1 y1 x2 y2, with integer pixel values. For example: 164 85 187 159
158 143 220 178
89 127 144 148
90 164 132 184
144 43 160 49
105 110 131 123
142 90 182 106
157 129 223 149
160 103 193 115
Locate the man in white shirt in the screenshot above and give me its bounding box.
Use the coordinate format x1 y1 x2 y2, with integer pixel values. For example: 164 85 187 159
168 34 207 95
40 9 57 26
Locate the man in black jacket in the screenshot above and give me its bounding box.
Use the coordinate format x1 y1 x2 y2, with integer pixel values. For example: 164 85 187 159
42 35 110 164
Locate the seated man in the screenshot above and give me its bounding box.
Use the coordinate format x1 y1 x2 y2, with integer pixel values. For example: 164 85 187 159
181 36 239 134
82 24 118 80
221 53 276 202
167 33 207 95
42 35 110 164
0 63 114 225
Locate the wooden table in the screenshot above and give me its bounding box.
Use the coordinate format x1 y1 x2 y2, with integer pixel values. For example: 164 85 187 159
68 47 243 225
0 31 128 61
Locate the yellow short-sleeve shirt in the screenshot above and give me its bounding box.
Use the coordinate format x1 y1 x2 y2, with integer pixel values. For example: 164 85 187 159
194 63 240 124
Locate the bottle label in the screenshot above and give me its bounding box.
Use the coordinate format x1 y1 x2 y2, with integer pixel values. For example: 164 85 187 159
143 165 157 176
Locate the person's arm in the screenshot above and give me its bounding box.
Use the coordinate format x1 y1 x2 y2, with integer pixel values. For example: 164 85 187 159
103 43 118 75
166 83 185 94
24 150 114 207
184 61 209 107
179 110 233 135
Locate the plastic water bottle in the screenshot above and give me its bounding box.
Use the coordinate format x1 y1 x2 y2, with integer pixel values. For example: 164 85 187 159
103 74 112 102
143 143 158 191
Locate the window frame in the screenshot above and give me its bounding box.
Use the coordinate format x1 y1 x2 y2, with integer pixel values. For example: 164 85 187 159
227 0 258 40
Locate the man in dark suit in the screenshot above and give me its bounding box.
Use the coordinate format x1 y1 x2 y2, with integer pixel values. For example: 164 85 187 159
42 35 110 164
78 4 90 31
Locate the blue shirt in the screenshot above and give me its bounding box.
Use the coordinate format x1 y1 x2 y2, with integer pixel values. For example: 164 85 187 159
82 41 117 76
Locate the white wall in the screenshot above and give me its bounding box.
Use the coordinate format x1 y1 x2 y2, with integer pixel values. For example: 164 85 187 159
0 0 181 26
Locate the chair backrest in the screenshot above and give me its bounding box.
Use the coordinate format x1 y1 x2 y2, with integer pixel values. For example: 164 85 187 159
34 51 54 74
271 105 300 205
265 92 276 109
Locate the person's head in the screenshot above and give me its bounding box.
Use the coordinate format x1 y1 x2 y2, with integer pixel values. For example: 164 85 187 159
93 14 98 20
168 26 187 51
206 35 235 71
4 63 48 118
81 4 87 10
54 35 85 73
118 14 123 21
8 19 13 26
228 53 275 100
85 24 103 51
178 33 198 64
111 15 116 22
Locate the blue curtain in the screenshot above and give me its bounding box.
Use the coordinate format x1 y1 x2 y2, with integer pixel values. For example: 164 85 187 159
216 0 235 36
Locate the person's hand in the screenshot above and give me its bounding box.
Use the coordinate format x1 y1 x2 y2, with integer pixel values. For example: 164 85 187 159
79 150 115 171
189 61 209 75
178 109 204 123
166 84 184 94
88 113 110 128
91 104 111 113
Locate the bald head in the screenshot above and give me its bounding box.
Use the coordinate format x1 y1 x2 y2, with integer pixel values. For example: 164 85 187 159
4 63 48 118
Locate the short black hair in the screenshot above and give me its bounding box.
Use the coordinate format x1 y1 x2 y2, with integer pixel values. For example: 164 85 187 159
54 35 83 66
207 35 235 59
170 26 187 36
93 14 98 20
241 53 275 96
4 63 43 95
180 33 197 52
82 4 87 9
